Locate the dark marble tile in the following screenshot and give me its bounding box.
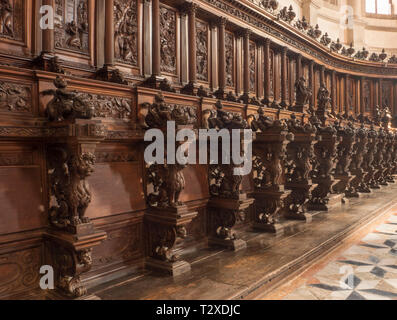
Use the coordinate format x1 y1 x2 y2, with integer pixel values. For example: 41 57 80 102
346 291 366 300
360 288 397 298
309 283 345 292
337 260 371 266
370 266 386 278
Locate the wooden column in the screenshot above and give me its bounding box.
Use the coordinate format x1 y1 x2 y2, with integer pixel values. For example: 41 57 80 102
215 17 227 99
42 0 54 54
143 0 152 77
394 81 397 117
320 66 325 85
296 54 302 80
262 38 271 105
210 21 218 92
280 46 288 108
345 74 350 115
180 9 188 84
331 70 336 114
374 79 379 110
308 60 314 109
143 0 169 87
379 79 383 107
360 77 365 114
188 3 197 84
152 0 161 77
236 35 242 96
257 43 264 99
240 28 250 103
104 0 114 67
181 2 198 95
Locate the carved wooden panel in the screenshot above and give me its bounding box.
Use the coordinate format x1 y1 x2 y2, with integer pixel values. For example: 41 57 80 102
249 41 255 92
114 0 138 66
0 165 45 234
286 56 290 102
179 165 210 202
91 220 143 269
315 69 320 105
184 207 207 244
225 31 234 87
0 151 33 166
86 161 145 219
0 80 32 114
0 246 41 298
55 0 89 54
269 49 274 97
160 5 176 74
348 78 354 111
276 53 281 100
78 93 132 119
381 81 392 108
196 20 208 81
0 0 24 42
289 59 296 104
363 80 371 112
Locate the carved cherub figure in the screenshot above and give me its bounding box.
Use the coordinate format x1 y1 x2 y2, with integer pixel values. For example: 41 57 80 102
41 76 94 121
250 106 274 132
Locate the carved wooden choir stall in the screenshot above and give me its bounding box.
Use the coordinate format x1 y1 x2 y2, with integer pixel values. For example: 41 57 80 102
0 0 397 299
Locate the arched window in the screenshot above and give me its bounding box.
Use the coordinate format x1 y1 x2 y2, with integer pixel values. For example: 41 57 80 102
365 0 392 15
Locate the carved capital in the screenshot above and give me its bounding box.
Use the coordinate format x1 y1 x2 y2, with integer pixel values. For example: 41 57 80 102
182 1 198 15
216 16 228 27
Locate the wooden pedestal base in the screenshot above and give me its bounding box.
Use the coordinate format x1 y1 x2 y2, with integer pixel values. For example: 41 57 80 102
208 195 254 251
44 225 107 299
253 222 285 235
145 205 198 277
146 258 192 276
208 237 247 251
284 211 313 223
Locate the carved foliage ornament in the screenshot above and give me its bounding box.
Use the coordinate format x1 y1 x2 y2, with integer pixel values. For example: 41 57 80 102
160 6 176 74
79 93 132 119
143 93 197 128
55 0 89 54
114 0 138 66
53 246 92 297
0 80 31 113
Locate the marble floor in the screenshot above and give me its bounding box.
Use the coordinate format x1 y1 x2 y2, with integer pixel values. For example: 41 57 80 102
277 213 397 300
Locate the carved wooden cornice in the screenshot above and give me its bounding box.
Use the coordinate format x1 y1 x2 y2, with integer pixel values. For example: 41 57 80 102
196 0 397 77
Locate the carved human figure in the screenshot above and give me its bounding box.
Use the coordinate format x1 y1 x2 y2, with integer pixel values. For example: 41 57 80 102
0 0 13 36
317 83 331 111
295 77 311 107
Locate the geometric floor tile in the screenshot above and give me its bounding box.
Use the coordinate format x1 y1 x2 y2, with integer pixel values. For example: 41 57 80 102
284 215 397 300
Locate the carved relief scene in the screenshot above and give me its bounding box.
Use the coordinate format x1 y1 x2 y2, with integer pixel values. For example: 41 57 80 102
54 0 89 54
